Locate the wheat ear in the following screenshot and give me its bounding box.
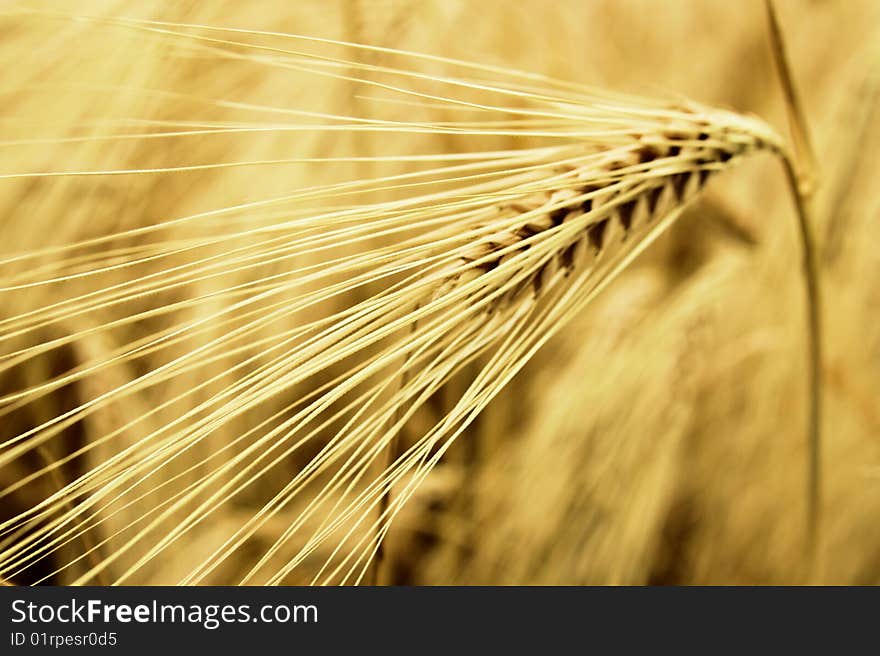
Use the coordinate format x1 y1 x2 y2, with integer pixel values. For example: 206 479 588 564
0 15 821 584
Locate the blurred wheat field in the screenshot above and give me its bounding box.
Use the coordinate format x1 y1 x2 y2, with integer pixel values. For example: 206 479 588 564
0 0 878 585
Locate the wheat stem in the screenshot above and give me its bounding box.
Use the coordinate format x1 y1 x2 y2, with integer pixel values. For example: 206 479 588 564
780 156 823 578
763 0 823 577
764 0 817 196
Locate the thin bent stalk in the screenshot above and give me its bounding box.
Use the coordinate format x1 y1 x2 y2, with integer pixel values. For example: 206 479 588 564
764 0 817 196
781 156 823 575
764 0 823 575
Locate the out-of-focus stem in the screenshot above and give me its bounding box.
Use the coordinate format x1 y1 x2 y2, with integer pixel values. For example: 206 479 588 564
764 0 817 196
781 156 823 578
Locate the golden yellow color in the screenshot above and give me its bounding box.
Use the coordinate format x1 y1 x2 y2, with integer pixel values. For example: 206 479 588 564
0 0 877 585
